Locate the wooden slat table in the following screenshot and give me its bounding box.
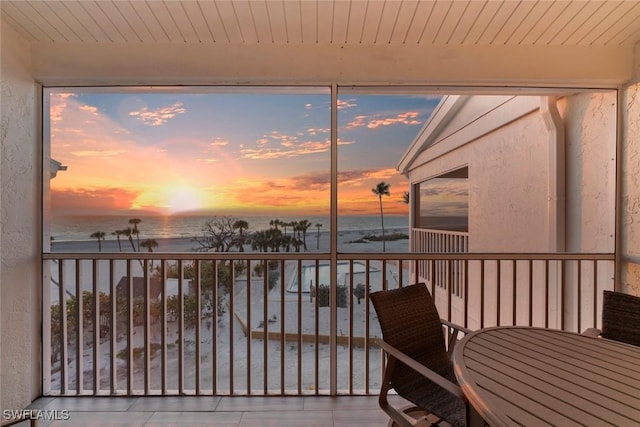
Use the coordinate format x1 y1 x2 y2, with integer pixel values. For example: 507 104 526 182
452 327 640 427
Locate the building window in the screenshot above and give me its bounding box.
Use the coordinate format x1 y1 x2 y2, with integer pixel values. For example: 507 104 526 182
416 167 468 232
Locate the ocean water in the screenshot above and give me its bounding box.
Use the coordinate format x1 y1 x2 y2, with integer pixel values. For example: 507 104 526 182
49 214 409 242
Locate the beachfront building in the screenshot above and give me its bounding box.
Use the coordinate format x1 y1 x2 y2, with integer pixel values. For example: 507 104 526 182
397 94 617 330
3 0 640 418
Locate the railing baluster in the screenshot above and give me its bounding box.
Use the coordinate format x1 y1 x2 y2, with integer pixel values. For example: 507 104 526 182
161 260 167 395
364 258 371 394
195 260 201 395
280 259 285 395
212 260 218 395
381 259 387 291
127 260 133 394
348 260 354 394
109 260 116 394
262 260 268 394
296 259 302 395
178 259 184 394
314 259 319 395
496 261 501 327
75 259 82 394
479 260 484 329
143 260 150 394
92 259 99 395
577 259 582 333
59 259 68 395
512 260 517 326
229 260 235 395
447 260 452 322
545 260 550 329
561 260 566 331
593 261 598 330
245 259 251 394
529 260 533 327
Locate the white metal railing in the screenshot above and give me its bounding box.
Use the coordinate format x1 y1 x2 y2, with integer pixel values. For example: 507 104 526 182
42 251 614 396
412 228 469 297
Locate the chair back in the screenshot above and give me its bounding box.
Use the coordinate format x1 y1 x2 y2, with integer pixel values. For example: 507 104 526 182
371 284 450 376
601 290 640 346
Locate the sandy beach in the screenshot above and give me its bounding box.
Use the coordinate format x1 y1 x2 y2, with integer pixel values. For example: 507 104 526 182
50 227 410 254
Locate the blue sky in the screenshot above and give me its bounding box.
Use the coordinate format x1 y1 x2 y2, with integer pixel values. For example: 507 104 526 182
49 88 441 216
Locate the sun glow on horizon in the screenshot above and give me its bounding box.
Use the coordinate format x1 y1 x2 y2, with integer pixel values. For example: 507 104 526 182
48 90 437 218
164 185 204 214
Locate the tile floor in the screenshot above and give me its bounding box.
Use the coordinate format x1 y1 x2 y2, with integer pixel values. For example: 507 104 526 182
16 395 417 427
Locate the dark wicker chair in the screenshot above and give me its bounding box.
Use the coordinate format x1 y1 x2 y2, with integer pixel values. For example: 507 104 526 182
370 283 472 427
584 290 640 347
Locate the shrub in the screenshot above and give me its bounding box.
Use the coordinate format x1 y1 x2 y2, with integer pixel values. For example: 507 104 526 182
317 284 348 308
268 270 280 290
253 263 264 277
353 283 368 304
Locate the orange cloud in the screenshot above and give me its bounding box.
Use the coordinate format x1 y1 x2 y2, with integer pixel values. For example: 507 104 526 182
367 111 421 128
210 138 229 146
345 111 422 130
206 167 408 216
337 99 357 110
51 187 143 214
241 139 331 159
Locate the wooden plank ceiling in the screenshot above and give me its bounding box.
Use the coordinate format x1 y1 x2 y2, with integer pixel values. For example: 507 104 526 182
2 0 640 47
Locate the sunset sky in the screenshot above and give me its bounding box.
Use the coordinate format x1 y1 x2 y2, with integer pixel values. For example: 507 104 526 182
48 88 441 217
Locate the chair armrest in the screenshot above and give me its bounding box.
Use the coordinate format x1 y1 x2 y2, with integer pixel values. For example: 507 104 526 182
441 319 473 355
374 337 466 401
441 319 473 336
582 327 601 338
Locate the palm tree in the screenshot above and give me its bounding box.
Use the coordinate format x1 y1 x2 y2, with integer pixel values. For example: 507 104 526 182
269 219 281 230
233 219 249 252
112 229 124 251
128 218 142 251
372 181 391 252
402 191 410 204
140 238 159 268
251 230 268 252
90 231 106 252
315 223 322 249
297 219 312 251
140 239 159 252
121 227 136 252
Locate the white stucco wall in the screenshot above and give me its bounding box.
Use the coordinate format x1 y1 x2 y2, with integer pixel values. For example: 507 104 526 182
561 92 617 253
406 93 617 255
407 96 551 253
404 93 618 329
0 22 41 409
621 42 640 296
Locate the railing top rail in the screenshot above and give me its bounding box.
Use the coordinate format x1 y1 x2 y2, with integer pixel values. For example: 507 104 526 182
411 228 469 237
42 251 614 261
42 251 331 261
339 253 614 260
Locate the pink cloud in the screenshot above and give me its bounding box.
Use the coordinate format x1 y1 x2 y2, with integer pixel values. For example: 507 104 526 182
128 102 186 126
